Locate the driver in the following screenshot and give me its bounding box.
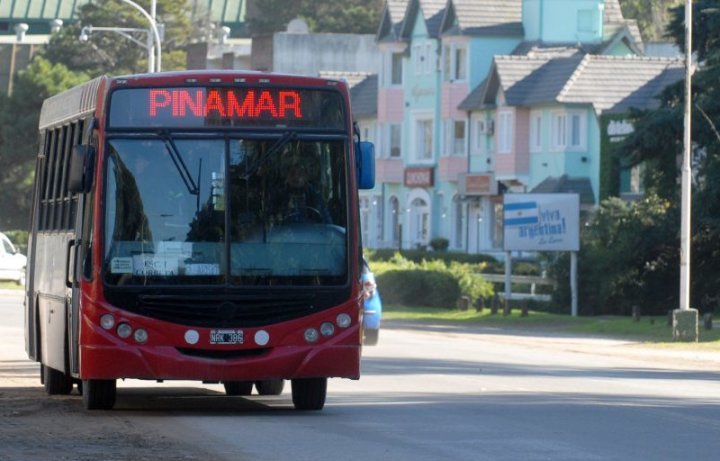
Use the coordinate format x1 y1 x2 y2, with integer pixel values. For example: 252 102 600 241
280 162 332 224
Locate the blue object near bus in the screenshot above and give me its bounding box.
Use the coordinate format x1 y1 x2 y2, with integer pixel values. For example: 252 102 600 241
362 258 382 345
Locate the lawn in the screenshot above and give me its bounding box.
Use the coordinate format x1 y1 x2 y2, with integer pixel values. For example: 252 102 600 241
383 305 720 348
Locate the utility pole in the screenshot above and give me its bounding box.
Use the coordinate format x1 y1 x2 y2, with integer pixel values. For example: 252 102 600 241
673 0 699 341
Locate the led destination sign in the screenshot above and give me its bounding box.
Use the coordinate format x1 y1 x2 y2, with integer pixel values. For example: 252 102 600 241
108 87 346 130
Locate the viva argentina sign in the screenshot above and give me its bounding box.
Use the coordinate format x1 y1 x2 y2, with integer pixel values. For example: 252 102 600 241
503 194 580 252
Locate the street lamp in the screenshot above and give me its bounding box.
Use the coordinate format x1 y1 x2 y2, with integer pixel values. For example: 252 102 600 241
78 0 161 73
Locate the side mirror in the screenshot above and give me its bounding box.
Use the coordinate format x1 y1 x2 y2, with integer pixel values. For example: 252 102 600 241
357 141 375 190
68 145 95 194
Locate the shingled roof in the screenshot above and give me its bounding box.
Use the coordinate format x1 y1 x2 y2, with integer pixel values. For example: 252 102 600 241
348 74 378 119
531 175 596 205
377 0 410 41
440 0 523 37
461 54 683 114
400 0 448 39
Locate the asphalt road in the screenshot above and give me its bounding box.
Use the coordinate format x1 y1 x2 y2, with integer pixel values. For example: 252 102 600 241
1 289 719 461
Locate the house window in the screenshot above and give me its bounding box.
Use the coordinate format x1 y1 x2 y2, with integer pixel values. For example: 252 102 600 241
443 43 467 82
451 195 463 249
414 117 434 161
497 111 513 154
552 112 567 149
569 112 586 149
452 120 465 155
375 196 384 245
425 43 434 74
360 197 370 245
413 45 421 74
577 9 596 33
389 124 402 157
529 111 542 152
391 52 403 85
551 110 586 151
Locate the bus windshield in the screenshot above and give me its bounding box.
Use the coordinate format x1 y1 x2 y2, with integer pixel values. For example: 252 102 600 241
103 135 348 286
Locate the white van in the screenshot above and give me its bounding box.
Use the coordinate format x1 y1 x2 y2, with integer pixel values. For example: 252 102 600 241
0 232 26 285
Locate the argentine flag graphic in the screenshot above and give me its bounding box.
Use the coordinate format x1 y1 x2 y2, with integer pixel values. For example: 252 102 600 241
504 201 539 226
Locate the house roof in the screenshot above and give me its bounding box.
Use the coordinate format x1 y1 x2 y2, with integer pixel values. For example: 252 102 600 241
461 54 683 114
377 0 410 41
531 175 595 205
348 74 379 118
400 0 447 39
558 55 684 113
440 0 523 37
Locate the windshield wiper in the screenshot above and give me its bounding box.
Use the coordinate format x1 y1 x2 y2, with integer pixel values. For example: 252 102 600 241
243 131 296 179
158 131 200 196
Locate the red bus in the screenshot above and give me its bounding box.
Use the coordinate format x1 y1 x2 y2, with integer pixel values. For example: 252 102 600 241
25 71 375 411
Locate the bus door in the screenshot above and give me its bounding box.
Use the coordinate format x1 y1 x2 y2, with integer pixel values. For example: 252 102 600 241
67 140 95 376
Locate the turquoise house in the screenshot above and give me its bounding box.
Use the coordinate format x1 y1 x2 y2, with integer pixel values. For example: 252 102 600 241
358 0 681 255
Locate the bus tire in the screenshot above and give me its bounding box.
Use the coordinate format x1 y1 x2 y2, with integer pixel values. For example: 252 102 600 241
43 365 73 395
223 381 253 396
82 379 116 410
291 378 327 411
255 379 285 395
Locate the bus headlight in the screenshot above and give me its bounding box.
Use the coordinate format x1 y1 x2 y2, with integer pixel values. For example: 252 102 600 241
117 323 133 339
100 314 115 330
336 313 351 328
320 322 335 337
304 328 319 343
134 328 148 343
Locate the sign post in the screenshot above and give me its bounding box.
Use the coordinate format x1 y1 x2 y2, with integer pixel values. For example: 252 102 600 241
503 194 581 315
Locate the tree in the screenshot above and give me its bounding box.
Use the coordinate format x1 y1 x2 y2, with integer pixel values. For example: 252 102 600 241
0 58 88 229
616 2 720 313
619 0 683 41
248 0 383 35
42 0 191 77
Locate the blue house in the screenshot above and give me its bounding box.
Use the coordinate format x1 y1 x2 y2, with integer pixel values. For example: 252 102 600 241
357 0 682 255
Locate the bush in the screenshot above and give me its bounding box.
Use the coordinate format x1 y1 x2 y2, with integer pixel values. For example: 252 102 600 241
370 253 495 309
429 237 449 251
377 269 460 308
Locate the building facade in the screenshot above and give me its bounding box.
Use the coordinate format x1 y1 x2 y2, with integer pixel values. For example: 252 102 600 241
358 0 681 256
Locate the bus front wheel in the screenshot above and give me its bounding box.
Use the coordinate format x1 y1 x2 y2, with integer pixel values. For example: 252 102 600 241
82 379 116 410
223 381 254 396
42 365 73 395
255 379 285 395
291 378 327 411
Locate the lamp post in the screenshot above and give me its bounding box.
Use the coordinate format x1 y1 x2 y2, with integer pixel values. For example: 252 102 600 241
79 0 161 73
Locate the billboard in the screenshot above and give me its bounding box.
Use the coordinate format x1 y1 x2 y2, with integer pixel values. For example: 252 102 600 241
503 194 580 251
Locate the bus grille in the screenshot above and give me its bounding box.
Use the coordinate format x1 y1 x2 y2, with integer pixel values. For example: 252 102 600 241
135 293 317 328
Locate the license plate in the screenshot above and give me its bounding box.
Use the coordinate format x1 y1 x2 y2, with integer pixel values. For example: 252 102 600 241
210 329 244 345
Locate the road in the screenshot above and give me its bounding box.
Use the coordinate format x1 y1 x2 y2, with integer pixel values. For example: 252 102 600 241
1 290 720 460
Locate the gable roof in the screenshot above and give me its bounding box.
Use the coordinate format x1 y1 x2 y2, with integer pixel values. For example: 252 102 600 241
440 0 523 37
461 54 683 114
558 55 683 113
377 0 410 41
399 0 447 39
531 175 596 205
348 74 379 119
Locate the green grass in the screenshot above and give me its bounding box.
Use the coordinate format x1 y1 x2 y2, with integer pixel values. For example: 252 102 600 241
0 281 23 290
384 305 720 348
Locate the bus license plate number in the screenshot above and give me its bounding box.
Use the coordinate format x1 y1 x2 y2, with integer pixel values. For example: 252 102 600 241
210 329 244 345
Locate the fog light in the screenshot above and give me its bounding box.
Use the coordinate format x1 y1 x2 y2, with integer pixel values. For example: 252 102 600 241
134 328 148 343
336 313 351 328
320 322 335 337
255 330 270 346
117 323 132 339
100 314 115 330
304 328 319 343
